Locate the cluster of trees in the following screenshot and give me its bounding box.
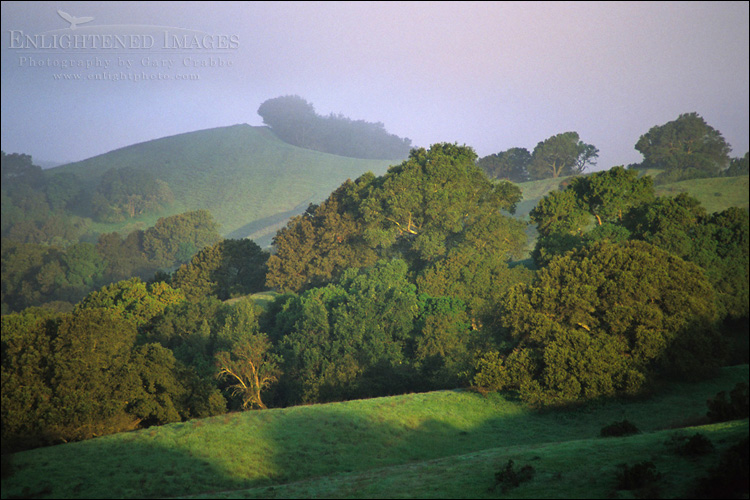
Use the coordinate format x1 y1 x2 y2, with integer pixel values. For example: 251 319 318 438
2 281 225 451
90 167 175 222
2 235 272 451
265 145 746 408
477 131 599 182
2 154 178 248
257 95 412 160
477 113 748 184
2 118 748 454
475 240 726 405
2 210 222 314
631 112 746 183
528 166 749 323
2 152 91 246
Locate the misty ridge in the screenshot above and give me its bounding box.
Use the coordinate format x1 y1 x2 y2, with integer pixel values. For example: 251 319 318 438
257 95 413 160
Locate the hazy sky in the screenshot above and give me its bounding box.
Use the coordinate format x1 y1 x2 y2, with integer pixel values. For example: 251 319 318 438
1 1 748 170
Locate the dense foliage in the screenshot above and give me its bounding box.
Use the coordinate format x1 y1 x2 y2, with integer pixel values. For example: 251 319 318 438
476 147 532 183
90 166 174 222
267 143 526 294
474 241 725 405
257 95 411 160
632 112 733 183
476 132 598 181
529 167 749 328
266 260 478 406
1 282 227 451
2 210 222 313
171 239 269 302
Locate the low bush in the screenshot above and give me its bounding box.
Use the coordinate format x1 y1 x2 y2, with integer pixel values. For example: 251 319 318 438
600 419 640 437
495 459 535 492
706 382 749 423
616 461 662 497
667 432 715 457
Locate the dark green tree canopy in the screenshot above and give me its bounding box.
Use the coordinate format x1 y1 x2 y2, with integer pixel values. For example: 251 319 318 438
634 112 732 178
171 239 269 302
475 240 723 406
624 194 749 320
530 166 655 266
567 166 655 226
269 259 419 405
267 143 525 293
1 151 44 187
476 147 531 182
725 152 749 177
529 132 599 180
265 175 380 293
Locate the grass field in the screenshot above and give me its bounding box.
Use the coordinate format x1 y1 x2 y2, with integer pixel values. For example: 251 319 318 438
654 175 750 214
2 365 746 499
49 124 398 246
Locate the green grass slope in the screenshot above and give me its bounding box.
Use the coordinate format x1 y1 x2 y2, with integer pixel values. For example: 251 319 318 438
2 365 746 499
513 173 749 221
48 124 397 246
654 175 750 214
224 420 747 499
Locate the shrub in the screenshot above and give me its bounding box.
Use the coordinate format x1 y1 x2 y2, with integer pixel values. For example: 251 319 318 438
600 419 640 437
495 459 535 492
616 461 662 496
668 432 715 457
706 382 749 423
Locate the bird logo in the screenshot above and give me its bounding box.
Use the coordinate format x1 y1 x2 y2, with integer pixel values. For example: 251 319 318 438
57 10 94 30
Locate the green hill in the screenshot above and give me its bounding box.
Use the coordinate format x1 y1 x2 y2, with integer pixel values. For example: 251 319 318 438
513 173 749 221
2 365 746 499
48 124 398 246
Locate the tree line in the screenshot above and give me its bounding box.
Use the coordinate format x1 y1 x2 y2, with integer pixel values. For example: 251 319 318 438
2 210 221 314
477 112 748 183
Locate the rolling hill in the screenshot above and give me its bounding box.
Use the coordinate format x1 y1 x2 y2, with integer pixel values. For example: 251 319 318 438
47 124 399 246
2 365 746 499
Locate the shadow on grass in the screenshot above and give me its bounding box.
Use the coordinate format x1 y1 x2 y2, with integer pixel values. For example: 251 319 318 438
1 428 250 499
224 198 311 243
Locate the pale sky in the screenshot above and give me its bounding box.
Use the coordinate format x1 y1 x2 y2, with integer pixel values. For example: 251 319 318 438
1 1 748 170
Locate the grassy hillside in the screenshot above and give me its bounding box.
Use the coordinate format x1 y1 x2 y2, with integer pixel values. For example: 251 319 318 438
2 365 746 499
513 173 749 221
48 125 397 246
654 175 749 214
